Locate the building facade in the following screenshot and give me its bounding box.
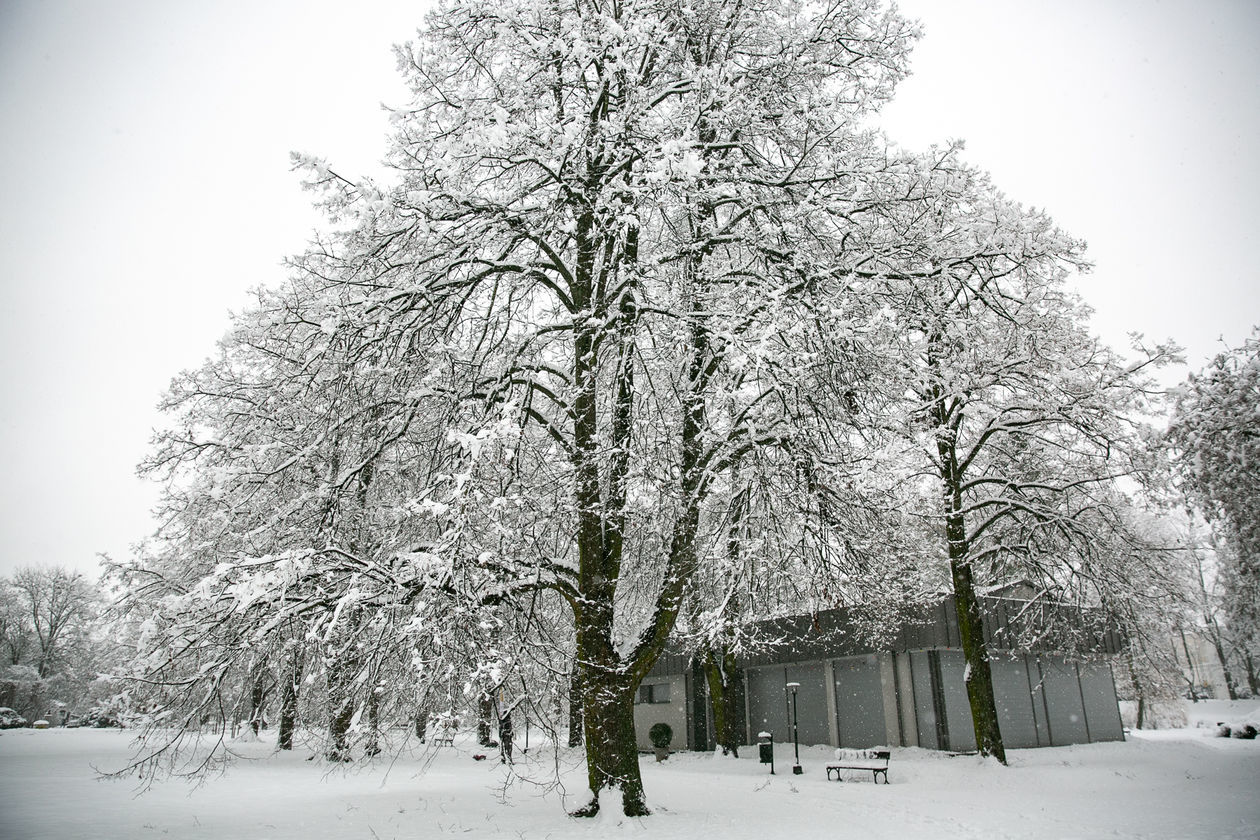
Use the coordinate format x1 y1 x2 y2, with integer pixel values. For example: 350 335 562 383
633 598 1126 753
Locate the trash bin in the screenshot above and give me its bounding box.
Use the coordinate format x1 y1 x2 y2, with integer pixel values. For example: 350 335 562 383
758 731 774 774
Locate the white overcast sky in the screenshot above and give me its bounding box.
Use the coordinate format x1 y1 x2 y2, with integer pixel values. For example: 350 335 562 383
1 0 1257 580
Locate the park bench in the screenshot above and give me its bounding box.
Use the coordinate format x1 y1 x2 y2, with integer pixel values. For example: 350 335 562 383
826 748 891 784
431 720 459 746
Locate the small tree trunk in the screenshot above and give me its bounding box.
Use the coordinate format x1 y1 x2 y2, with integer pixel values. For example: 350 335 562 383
278 650 302 750
477 695 495 747
248 670 267 736
567 668 584 748
1126 656 1146 730
498 708 514 764
1208 634 1239 700
326 651 357 762
414 707 429 742
951 553 1006 763
365 686 381 757
1245 653 1259 698
1178 629 1200 701
703 648 743 757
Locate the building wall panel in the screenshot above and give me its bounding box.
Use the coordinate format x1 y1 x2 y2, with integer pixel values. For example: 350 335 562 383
991 654 1041 749
1078 660 1125 742
832 654 887 747
1039 656 1090 745
632 675 687 751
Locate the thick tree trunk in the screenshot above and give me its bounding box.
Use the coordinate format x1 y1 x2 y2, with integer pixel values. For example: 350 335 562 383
571 668 648 817
567 206 650 817
327 696 354 761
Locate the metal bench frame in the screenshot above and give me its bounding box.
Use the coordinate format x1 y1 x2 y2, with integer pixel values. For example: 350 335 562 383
826 748 890 784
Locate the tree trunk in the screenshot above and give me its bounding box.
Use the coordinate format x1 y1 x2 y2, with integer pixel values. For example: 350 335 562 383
703 647 743 757
364 686 381 756
1178 629 1200 701
1128 654 1149 730
326 650 357 761
1245 653 1259 698
477 695 495 747
1208 631 1239 700
950 548 1006 762
567 668 584 748
279 663 299 750
414 707 429 742
566 210 650 817
248 667 267 736
571 668 648 817
934 383 1006 764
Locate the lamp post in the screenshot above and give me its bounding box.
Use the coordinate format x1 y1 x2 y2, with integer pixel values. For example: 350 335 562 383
786 682 802 774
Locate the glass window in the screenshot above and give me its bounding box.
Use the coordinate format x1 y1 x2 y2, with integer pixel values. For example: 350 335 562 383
637 683 671 704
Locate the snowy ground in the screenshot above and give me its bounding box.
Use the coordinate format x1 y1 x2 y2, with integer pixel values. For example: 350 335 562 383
2 703 1257 840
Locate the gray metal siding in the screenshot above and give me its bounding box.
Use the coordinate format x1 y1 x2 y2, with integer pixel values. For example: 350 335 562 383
1078 660 1125 743
746 663 830 747
909 651 940 750
745 666 789 742
785 663 830 746
991 655 1041 749
1039 656 1090 745
832 654 887 747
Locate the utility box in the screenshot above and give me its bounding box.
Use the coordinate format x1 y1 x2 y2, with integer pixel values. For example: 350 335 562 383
757 731 774 773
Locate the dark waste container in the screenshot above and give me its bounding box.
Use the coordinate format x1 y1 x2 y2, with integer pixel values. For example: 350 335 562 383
758 731 774 774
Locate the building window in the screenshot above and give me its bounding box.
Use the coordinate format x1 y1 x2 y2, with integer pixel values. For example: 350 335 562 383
637 683 671 704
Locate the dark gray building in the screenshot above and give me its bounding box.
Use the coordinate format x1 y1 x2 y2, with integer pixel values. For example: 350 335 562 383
633 596 1126 753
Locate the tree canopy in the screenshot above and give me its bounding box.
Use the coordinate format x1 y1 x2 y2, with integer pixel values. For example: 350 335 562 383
114 0 1182 815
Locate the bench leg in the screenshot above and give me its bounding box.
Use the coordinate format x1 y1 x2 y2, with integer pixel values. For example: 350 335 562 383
873 769 887 784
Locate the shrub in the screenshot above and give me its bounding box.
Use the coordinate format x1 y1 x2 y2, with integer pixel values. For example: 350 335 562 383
649 722 672 749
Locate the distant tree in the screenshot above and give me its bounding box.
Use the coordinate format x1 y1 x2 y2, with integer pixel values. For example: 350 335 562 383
1168 333 1260 696
0 579 32 666
0 565 99 718
7 566 95 680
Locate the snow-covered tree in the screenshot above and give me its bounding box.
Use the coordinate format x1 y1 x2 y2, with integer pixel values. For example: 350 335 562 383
121 0 931 814
119 0 1187 814
0 565 101 720
1168 331 1260 696
848 150 1178 761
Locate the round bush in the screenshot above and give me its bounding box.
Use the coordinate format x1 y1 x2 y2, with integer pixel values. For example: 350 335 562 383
649 722 673 749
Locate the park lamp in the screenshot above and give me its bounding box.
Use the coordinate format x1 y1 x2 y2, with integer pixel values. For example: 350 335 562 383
786 682 802 775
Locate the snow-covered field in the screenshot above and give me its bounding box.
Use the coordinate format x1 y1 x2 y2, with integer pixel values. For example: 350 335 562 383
2 703 1257 840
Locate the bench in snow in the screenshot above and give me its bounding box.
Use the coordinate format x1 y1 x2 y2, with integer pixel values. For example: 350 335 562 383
826 748 890 784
